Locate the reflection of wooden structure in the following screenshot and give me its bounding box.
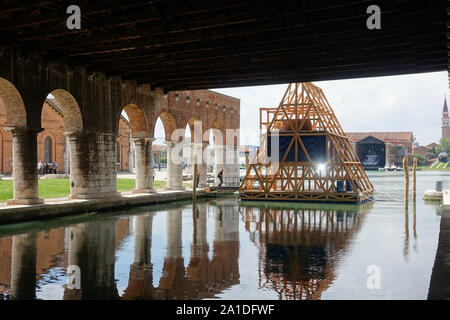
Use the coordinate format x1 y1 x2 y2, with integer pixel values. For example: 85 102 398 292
240 205 365 300
239 82 374 203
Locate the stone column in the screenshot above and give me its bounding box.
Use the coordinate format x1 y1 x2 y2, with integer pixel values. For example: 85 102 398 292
128 138 135 173
191 142 208 188
64 136 70 174
198 143 209 188
185 142 194 175
224 145 240 187
7 128 44 205
214 144 225 186
132 137 155 193
65 132 121 199
10 232 37 300
165 141 184 190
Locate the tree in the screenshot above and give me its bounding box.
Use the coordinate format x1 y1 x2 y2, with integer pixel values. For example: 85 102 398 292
412 154 426 166
438 138 450 154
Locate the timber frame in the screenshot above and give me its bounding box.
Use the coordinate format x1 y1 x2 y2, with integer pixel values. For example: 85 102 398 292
239 82 374 204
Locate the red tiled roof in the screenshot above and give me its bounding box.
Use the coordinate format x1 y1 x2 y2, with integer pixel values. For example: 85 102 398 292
152 145 165 152
346 132 413 144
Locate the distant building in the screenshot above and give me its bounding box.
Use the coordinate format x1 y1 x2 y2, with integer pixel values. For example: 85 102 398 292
240 145 259 164
413 146 431 158
426 142 438 150
442 96 450 139
346 132 414 169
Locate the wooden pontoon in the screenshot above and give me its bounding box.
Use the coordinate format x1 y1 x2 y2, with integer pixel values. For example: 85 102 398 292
239 82 374 204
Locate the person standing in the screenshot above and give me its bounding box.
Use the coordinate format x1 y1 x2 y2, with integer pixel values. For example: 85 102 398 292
218 169 223 187
196 168 200 188
53 161 58 174
38 161 43 176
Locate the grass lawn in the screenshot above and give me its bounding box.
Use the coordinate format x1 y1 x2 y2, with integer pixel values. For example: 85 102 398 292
0 178 190 202
419 166 450 171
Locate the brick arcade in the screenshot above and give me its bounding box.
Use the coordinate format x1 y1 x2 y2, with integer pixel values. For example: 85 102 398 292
0 49 240 205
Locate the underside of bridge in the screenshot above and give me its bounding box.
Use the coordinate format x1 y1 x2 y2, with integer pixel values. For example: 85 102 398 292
0 0 448 205
1 0 448 91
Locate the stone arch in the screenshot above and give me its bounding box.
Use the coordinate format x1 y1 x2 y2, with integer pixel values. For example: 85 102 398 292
49 89 83 133
205 121 225 145
185 116 203 143
120 104 148 138
155 111 178 141
0 77 27 128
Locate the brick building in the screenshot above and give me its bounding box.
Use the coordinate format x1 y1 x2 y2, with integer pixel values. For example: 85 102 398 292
0 97 131 174
347 132 414 169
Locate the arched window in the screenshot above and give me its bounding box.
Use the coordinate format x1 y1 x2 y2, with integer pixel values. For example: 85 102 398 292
44 137 52 163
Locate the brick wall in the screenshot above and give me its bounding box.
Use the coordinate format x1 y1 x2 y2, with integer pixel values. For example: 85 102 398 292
0 101 131 174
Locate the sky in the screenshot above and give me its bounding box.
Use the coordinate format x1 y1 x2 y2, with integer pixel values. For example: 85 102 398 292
205 71 449 147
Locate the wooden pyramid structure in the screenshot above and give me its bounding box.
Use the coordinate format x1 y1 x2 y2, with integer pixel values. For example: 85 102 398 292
239 82 374 203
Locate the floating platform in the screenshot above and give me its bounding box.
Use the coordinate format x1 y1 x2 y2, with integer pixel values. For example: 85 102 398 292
239 82 374 205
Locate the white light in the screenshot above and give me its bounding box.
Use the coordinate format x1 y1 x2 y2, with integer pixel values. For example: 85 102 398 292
317 163 326 172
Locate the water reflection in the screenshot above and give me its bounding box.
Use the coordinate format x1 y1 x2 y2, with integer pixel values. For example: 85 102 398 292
11 233 37 300
0 171 444 300
122 214 155 299
0 202 242 300
63 220 119 300
240 204 369 300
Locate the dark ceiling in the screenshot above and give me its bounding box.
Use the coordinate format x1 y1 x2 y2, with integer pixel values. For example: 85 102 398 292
1 0 448 91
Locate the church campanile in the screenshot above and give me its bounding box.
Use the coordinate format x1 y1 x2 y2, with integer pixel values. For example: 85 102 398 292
442 96 450 139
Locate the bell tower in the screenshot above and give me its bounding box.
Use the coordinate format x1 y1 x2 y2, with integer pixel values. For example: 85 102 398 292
442 96 450 139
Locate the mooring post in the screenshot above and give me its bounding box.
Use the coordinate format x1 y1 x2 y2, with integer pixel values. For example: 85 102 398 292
412 157 417 199
403 156 409 203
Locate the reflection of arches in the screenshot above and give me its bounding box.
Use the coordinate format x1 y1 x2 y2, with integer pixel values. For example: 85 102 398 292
49 89 83 133
155 111 177 141
44 136 53 163
0 78 27 128
121 104 148 138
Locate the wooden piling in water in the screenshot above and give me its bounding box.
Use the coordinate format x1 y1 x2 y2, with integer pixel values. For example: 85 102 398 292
412 157 417 199
403 156 409 202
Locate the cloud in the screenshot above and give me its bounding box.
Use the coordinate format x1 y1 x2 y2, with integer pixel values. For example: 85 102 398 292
213 71 449 146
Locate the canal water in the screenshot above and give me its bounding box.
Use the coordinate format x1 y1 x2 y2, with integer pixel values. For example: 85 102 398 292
0 171 446 300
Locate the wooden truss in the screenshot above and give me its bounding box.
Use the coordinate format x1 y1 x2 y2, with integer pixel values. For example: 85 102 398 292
239 82 374 203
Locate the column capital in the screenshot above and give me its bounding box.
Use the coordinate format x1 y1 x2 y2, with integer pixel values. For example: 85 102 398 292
164 140 183 147
131 137 155 144
5 127 43 135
